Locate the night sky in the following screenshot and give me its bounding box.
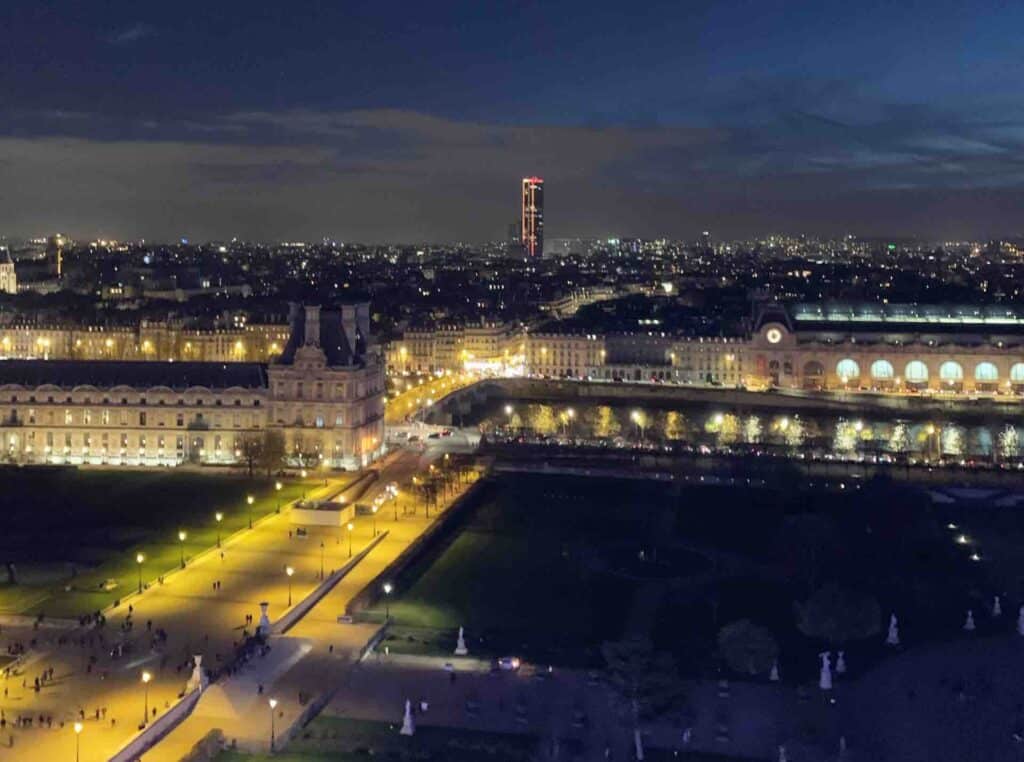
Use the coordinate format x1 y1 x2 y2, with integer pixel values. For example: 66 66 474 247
2 1 1023 243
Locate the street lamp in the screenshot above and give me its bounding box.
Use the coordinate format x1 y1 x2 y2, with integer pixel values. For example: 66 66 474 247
136 552 144 594
141 671 152 727
215 512 223 547
178 530 187 568
286 566 294 606
74 722 83 762
631 409 645 441
275 480 283 512
319 540 325 580
347 522 354 558
247 494 255 529
372 503 379 536
268 698 278 751
383 582 393 620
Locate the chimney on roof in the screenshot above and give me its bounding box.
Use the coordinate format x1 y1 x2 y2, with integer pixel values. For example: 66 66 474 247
304 305 321 346
341 304 358 364
356 303 370 347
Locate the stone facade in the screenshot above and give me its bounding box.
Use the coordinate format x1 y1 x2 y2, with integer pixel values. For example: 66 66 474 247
745 303 1024 393
0 302 385 469
0 251 16 295
0 322 291 363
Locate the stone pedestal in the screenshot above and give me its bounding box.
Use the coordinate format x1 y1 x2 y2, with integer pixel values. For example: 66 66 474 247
454 626 468 656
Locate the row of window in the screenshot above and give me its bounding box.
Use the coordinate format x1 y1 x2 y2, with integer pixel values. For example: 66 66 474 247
274 380 378 400
8 408 257 428
6 394 259 407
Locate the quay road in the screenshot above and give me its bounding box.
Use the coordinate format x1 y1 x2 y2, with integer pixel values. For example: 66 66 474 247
0 447 457 762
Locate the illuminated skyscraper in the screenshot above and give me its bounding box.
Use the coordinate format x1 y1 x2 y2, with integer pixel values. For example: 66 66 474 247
45 234 65 277
521 177 544 257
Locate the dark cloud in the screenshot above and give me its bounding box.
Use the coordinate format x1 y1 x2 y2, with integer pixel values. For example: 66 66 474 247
106 22 155 45
1 99 1024 242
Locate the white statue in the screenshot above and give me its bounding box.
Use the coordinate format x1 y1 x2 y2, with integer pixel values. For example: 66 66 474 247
818 651 833 691
634 728 644 760
835 650 846 675
886 613 900 646
769 661 780 682
839 735 848 759
400 699 415 736
993 595 1002 617
963 610 975 631
186 654 207 693
778 745 788 762
454 626 468 656
257 601 271 636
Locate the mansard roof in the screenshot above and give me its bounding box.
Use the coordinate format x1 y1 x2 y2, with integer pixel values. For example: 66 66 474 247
0 360 268 390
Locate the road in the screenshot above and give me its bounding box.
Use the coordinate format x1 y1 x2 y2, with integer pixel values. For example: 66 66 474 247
385 371 478 425
0 447 462 762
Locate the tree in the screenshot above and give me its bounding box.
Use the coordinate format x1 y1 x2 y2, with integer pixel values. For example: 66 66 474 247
291 433 321 469
239 433 263 478
258 430 286 476
601 636 684 721
591 406 622 439
664 411 687 441
796 583 881 645
529 405 559 436
717 619 778 676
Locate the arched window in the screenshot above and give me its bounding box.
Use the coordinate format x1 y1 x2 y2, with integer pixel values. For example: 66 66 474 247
836 358 860 379
939 361 963 382
1011 363 1024 383
905 361 929 383
975 362 999 382
870 360 894 379
803 361 824 376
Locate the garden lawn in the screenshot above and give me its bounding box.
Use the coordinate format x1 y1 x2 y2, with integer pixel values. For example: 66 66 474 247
368 474 660 666
0 467 329 617
216 716 536 762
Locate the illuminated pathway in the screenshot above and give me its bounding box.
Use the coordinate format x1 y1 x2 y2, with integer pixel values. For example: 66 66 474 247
146 449 476 760
0 449 463 762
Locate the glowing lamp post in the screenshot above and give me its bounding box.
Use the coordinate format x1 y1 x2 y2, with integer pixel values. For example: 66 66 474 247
141 671 152 726
269 698 278 751
383 582 393 620
74 722 83 762
631 409 646 441
275 480 283 512
215 512 223 547
136 552 144 594
247 494 255 529
286 566 294 606
347 522 354 558
178 530 187 568
372 503 379 536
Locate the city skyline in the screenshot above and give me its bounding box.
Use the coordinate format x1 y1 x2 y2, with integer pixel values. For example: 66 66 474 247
3 1 1024 242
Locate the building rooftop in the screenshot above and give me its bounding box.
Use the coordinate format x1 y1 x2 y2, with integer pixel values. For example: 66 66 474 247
792 302 1024 326
0 360 268 389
